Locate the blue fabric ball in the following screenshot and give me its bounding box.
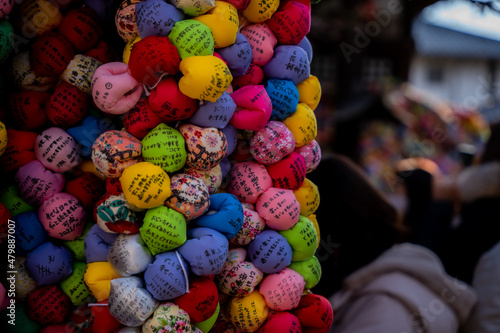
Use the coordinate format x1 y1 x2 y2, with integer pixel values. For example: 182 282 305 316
194 193 244 239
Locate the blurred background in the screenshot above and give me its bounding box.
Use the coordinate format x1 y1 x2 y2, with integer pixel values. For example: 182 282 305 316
308 0 500 196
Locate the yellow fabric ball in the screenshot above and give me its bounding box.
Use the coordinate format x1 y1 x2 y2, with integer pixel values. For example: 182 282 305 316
19 0 63 37
123 35 141 64
84 262 121 301
283 102 317 147
243 0 280 23
178 55 232 102
0 121 7 157
297 75 322 111
308 214 320 249
293 178 320 216
229 290 269 332
120 161 171 209
194 1 239 48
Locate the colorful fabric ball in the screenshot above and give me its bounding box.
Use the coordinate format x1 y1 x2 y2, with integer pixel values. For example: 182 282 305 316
115 0 141 42
279 215 318 261
266 151 307 190
267 1 311 45
15 159 65 206
140 205 187 255
94 192 143 234
295 139 321 173
248 229 293 274
178 227 229 275
147 76 198 122
259 267 305 311
107 233 153 276
256 187 300 230
178 55 233 102
26 285 70 325
108 276 159 326
46 81 89 126
120 161 172 209
34 127 81 173
193 193 244 239
250 120 296 165
30 32 74 77
61 54 102 94
141 123 187 173
228 290 269 332
180 124 228 171
144 251 190 301
38 193 86 240
84 223 119 263
169 19 214 59
91 62 143 115
26 241 73 285
128 35 180 86
264 45 310 85
58 7 102 52
143 302 193 333
283 103 317 147
164 174 210 221
173 277 219 323
194 1 238 48
11 52 58 91
229 203 265 246
266 79 300 121
216 247 264 296
135 0 184 38
230 85 273 131
183 165 223 194
91 130 142 178
227 161 273 204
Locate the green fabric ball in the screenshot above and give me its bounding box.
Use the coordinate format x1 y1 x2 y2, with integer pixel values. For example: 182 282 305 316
169 19 214 59
59 261 93 305
288 256 322 289
0 19 13 63
141 123 187 173
279 215 318 261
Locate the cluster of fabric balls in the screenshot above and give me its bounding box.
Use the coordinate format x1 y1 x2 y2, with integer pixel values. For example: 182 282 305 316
0 0 332 332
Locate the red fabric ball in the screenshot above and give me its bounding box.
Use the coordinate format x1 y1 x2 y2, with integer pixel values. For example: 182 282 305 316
266 152 306 190
224 0 251 11
105 178 123 193
173 277 219 323
58 7 102 52
65 172 106 211
122 98 163 139
291 294 334 333
88 300 122 333
46 81 89 126
259 311 302 333
232 64 264 91
40 324 76 333
0 129 38 172
27 285 72 325
148 76 197 122
9 90 50 130
84 40 116 64
128 35 180 86
267 1 311 45
30 32 74 77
